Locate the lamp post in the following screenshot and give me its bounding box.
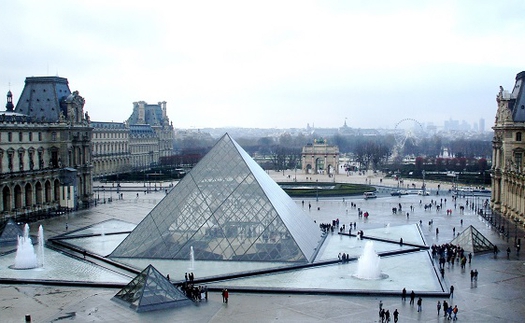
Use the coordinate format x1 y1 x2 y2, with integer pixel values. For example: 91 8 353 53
422 170 426 194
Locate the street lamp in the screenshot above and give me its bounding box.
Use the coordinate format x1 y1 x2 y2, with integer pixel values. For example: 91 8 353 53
422 170 426 194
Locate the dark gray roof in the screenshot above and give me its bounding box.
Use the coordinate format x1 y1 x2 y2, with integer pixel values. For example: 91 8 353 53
129 124 156 137
15 76 71 123
510 71 525 122
128 103 165 126
91 121 128 129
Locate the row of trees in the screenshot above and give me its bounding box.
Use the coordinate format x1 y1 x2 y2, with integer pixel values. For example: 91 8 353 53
172 132 493 172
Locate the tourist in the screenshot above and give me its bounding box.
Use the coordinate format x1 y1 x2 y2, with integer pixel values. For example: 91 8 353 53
402 288 407 301
393 309 399 323
385 309 390 322
507 247 511 259
417 297 422 312
443 300 448 317
452 305 458 320
450 285 454 298
437 300 441 315
410 290 415 305
447 305 453 319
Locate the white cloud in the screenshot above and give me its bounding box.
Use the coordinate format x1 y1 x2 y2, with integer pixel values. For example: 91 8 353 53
1 0 524 129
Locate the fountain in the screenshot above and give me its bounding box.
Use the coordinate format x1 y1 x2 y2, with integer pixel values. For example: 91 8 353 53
13 224 44 270
37 225 45 267
189 246 195 270
354 241 386 280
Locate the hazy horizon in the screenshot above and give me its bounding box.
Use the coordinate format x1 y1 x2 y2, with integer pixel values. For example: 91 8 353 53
2 1 523 129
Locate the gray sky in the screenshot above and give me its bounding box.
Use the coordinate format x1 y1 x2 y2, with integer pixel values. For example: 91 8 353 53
1 0 524 130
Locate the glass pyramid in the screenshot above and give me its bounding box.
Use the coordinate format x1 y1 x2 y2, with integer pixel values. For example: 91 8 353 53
450 225 495 254
0 219 23 245
112 264 191 312
111 133 322 263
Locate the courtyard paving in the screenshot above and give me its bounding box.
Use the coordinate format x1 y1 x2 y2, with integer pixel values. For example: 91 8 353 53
1 171 525 322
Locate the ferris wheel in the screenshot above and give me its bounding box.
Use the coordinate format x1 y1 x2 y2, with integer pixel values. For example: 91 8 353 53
393 118 424 155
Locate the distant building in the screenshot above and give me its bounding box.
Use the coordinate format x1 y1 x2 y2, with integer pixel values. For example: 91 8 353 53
479 118 485 133
301 139 339 175
1 76 93 217
491 71 525 233
90 101 175 177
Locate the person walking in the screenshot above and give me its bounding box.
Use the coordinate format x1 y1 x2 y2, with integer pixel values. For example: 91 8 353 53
410 290 415 306
417 297 422 312
443 300 448 317
437 300 441 316
402 288 406 301
452 305 458 320
393 309 399 323
450 285 454 298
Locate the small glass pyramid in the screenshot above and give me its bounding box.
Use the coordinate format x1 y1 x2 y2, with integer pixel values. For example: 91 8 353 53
0 219 24 245
111 134 322 263
450 225 495 253
112 264 191 312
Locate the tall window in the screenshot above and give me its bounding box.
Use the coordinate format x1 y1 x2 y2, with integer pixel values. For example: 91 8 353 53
7 151 14 172
29 132 33 141
517 132 522 142
38 132 42 141
19 132 23 141
516 152 523 172
18 150 24 171
8 132 12 142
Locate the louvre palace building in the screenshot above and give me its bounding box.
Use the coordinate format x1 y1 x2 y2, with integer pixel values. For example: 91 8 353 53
491 71 525 236
1 76 175 221
0 76 93 218
91 101 174 177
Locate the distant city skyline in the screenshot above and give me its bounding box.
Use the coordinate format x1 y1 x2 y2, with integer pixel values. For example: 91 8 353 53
2 1 523 130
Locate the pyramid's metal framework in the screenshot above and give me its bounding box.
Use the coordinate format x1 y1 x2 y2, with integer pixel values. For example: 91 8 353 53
112 264 191 312
0 219 23 245
450 225 495 254
111 134 322 263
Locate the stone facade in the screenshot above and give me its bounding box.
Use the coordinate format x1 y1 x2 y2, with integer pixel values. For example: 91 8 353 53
91 122 131 177
90 101 175 177
491 71 525 234
301 139 339 175
1 77 93 218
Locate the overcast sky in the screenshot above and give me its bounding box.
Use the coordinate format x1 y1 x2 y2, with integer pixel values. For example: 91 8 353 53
1 1 524 130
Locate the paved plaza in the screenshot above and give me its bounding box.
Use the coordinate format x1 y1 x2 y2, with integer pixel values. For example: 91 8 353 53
2 171 525 322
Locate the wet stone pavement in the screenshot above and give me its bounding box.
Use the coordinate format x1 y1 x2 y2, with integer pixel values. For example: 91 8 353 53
2 174 525 322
